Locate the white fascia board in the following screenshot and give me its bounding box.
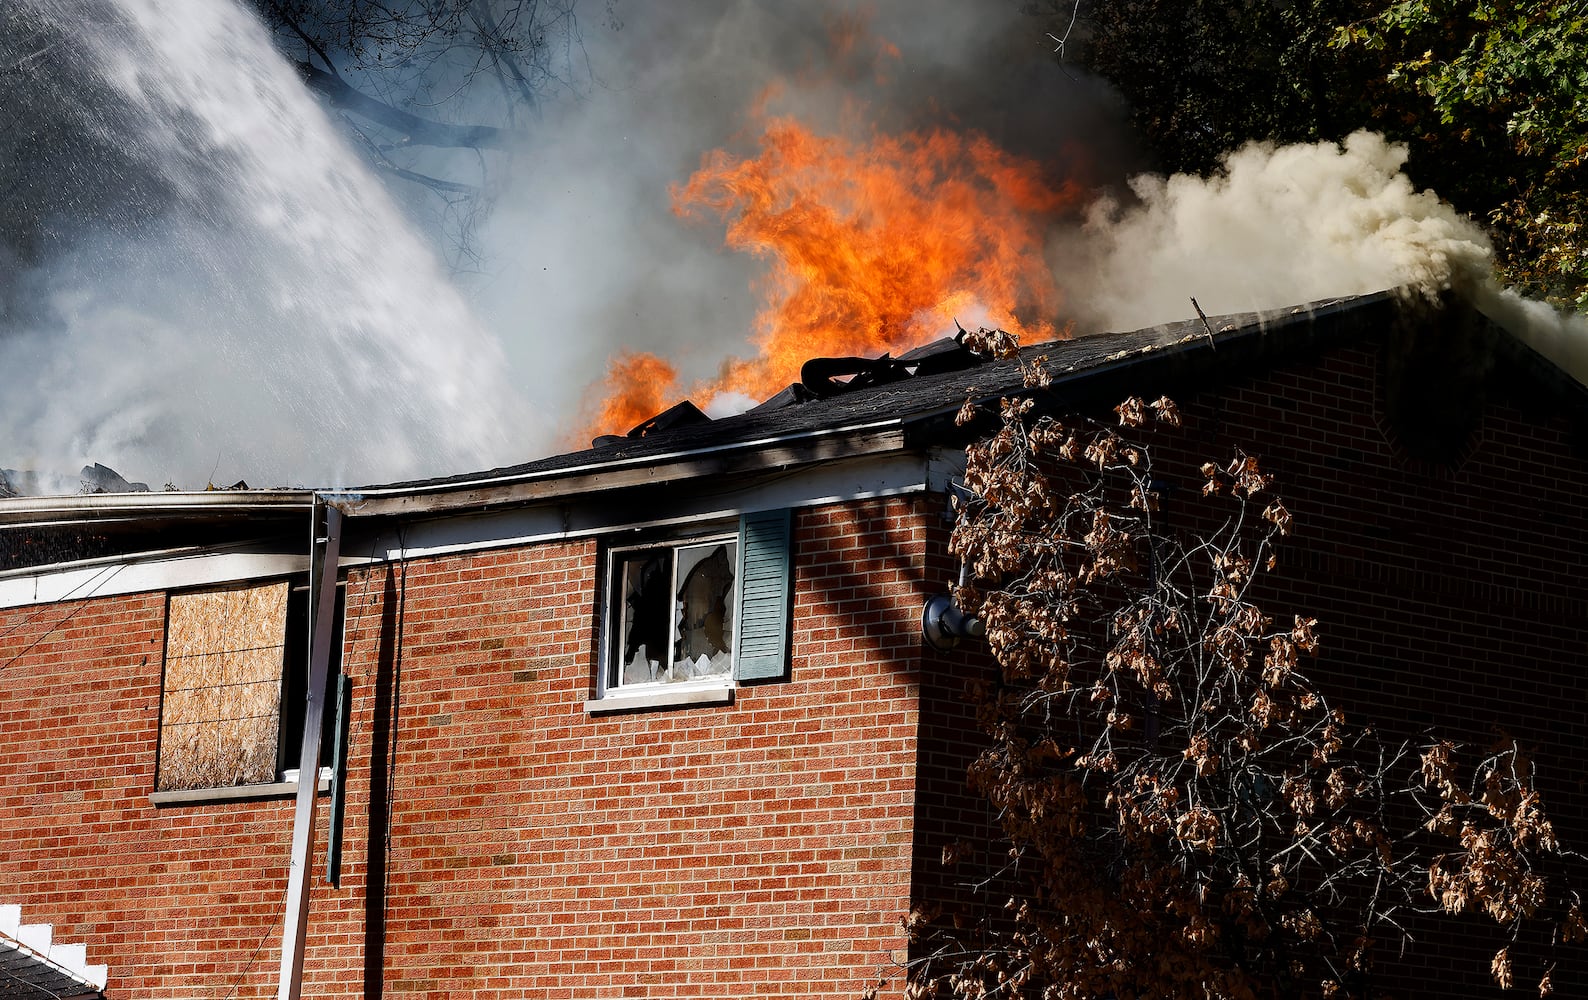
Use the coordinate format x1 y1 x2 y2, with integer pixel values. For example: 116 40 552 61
0 451 957 606
0 550 313 611
380 451 937 562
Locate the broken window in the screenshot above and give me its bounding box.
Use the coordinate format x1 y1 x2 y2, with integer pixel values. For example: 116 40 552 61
600 510 795 697
156 578 341 791
609 537 738 687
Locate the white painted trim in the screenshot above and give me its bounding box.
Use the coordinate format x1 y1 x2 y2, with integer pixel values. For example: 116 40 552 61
0 452 948 608
0 903 109 994
147 769 331 807
0 551 312 611
585 684 734 715
385 451 934 563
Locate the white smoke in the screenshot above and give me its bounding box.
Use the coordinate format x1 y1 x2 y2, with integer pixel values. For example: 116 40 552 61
1469 285 1588 387
1053 130 1588 384
1054 131 1494 330
2 0 530 489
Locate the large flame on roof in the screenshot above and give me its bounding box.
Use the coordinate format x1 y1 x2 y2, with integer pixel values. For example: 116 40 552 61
585 102 1082 440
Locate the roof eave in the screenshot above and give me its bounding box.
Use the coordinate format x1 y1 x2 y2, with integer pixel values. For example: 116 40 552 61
0 489 318 529
903 291 1406 446
331 420 909 518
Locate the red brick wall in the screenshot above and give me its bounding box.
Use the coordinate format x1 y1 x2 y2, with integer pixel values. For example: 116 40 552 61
0 497 936 998
906 325 1588 998
0 589 303 998
9 318 1580 999
1183 335 1588 997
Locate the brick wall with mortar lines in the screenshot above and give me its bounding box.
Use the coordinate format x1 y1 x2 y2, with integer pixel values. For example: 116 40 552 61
0 588 324 998
11 325 1578 999
0 496 938 998
1179 336 1588 997
905 330 1588 998
351 499 930 998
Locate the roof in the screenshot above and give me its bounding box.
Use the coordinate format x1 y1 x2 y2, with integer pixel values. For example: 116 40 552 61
333 292 1407 515
0 905 107 1000
3 290 1584 535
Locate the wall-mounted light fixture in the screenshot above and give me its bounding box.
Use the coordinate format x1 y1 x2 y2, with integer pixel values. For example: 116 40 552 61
922 593 985 651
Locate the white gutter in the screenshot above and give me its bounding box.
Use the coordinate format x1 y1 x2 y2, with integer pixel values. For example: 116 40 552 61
0 490 315 527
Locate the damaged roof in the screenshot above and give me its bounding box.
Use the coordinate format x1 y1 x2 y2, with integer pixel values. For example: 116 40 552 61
328 288 1588 517
5 290 1583 535
338 292 1407 514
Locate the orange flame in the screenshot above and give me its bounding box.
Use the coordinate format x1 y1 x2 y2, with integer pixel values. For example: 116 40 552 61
582 110 1083 442
588 351 680 441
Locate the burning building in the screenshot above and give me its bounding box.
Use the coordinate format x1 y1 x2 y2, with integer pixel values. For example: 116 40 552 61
1 291 1586 997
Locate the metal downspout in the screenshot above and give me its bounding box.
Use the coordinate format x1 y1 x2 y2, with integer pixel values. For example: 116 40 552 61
277 497 342 999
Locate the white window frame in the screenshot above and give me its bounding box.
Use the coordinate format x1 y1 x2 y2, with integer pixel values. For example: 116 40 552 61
592 529 740 711
587 508 792 714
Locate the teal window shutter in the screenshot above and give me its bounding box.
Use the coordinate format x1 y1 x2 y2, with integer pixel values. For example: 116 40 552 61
735 509 793 681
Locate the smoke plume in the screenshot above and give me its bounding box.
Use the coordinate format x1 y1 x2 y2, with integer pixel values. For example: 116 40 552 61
1054 132 1494 330
1051 130 1588 384
2 0 1583 492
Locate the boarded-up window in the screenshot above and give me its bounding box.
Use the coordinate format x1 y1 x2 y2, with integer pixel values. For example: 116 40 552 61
157 581 290 791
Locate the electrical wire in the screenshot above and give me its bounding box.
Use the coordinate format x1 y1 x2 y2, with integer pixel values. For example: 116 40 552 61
0 564 126 678
218 902 284 1000
0 562 123 647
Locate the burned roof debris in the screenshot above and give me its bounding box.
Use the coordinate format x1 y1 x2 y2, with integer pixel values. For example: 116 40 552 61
592 400 712 448
0 464 150 499
795 332 988 399
594 329 994 447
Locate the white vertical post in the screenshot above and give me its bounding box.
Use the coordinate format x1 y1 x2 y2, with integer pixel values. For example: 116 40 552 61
278 499 342 1000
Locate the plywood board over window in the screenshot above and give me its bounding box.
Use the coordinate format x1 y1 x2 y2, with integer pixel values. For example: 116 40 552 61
157 581 290 791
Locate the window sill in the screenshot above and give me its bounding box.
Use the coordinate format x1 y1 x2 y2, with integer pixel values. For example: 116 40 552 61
148 769 332 807
585 684 734 715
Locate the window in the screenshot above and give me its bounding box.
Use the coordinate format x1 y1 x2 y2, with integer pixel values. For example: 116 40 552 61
610 536 738 685
599 510 792 701
155 578 342 792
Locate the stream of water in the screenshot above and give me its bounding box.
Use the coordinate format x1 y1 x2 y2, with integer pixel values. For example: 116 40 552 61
2 0 526 489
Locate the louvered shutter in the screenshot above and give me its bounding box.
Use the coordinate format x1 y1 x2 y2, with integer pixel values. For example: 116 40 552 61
734 508 793 681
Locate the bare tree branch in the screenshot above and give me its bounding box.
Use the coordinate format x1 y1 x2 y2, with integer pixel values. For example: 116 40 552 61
292 59 513 149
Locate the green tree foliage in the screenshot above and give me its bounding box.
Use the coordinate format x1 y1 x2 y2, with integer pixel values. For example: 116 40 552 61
1337 2 1588 306
1062 0 1588 308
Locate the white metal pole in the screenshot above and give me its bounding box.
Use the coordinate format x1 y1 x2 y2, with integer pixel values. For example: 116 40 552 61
278 499 342 1000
